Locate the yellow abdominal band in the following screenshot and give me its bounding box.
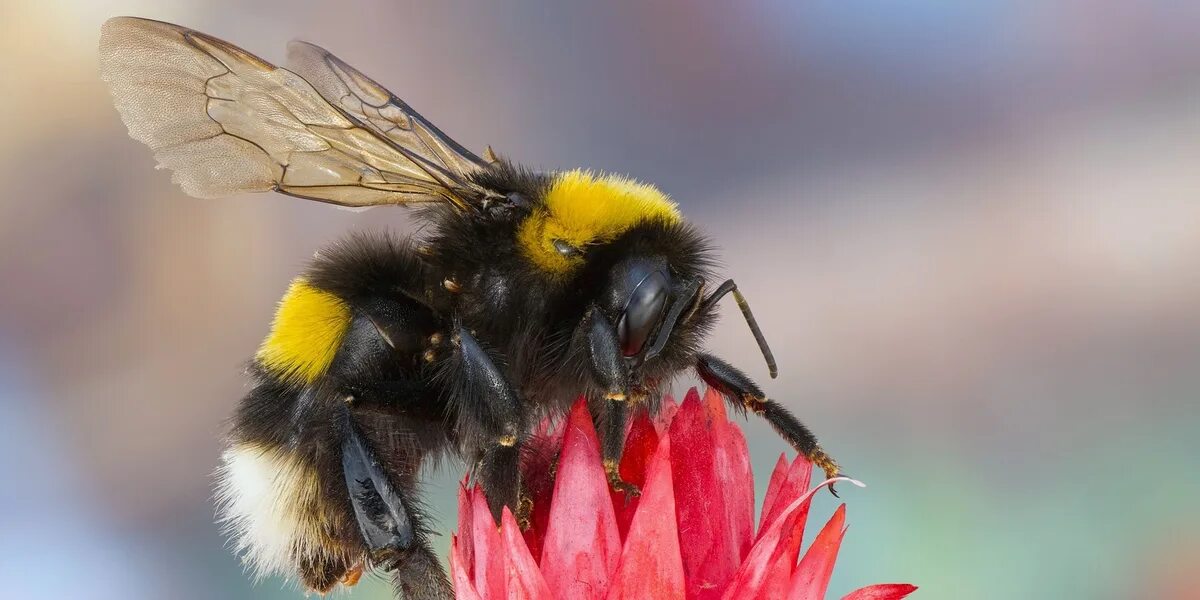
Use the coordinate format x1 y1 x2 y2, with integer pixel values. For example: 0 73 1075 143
256 279 351 384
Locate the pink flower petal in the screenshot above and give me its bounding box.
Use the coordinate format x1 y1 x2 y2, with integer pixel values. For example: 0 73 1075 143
501 507 552 600
458 481 476 581
605 436 686 600
520 413 565 559
452 536 484 600
759 454 789 539
756 459 821 595
759 455 814 540
756 508 812 598
748 451 806 592
702 384 729 419
471 485 506 600
842 584 919 600
538 399 621 599
455 391 909 600
720 478 849 600
705 388 754 560
670 389 738 599
654 395 680 435
612 409 660 539
788 504 848 600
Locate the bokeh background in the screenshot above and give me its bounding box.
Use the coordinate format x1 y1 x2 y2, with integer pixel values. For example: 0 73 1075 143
2 1 1199 598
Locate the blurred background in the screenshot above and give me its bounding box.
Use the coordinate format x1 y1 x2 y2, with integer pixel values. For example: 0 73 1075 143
2 1 1198 598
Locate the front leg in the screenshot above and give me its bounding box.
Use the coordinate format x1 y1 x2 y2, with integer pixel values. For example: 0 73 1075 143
696 353 843 488
441 325 527 523
595 396 640 496
580 306 639 495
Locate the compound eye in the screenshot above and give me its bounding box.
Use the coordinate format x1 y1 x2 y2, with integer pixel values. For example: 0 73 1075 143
616 270 670 356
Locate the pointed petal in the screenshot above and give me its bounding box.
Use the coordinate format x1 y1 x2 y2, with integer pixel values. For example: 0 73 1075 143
758 454 789 538
501 508 552 600
539 399 621 599
452 536 484 600
703 385 729 420
458 481 476 580
756 508 811 598
720 479 857 600
471 485 507 600
706 388 754 560
755 458 819 594
788 504 848 600
759 455 814 542
756 557 793 599
612 409 660 538
654 395 680 435
780 458 817 564
605 436 686 600
842 584 919 600
520 412 566 558
670 390 737 599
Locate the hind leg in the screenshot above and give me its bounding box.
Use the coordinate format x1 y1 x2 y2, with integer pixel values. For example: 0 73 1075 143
340 418 452 599
439 326 528 523
388 548 453 600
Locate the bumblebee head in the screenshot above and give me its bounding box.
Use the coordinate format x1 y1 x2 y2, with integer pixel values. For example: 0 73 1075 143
458 163 773 381
508 169 695 363
598 255 699 362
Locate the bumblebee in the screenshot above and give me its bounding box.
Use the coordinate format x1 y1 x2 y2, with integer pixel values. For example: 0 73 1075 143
99 16 842 598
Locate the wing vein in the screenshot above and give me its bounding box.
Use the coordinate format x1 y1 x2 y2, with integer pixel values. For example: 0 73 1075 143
99 16 489 209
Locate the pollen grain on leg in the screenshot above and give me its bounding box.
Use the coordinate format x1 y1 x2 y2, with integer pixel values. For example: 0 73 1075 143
741 393 766 415
516 495 534 530
340 563 363 587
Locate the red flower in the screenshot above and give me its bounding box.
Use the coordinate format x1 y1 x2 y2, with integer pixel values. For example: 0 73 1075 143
451 388 917 600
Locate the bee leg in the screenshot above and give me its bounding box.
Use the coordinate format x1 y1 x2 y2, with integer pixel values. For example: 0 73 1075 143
447 326 526 523
582 306 630 400
597 397 642 497
341 421 451 599
388 549 453 600
696 353 843 494
297 553 354 595
580 306 639 496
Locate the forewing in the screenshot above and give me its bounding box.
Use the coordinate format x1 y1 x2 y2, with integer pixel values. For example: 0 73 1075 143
287 40 489 191
98 17 481 208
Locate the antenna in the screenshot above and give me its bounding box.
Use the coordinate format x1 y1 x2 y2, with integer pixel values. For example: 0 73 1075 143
701 279 778 378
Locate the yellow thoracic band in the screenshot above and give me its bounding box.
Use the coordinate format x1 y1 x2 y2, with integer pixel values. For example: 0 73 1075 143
518 169 681 275
257 278 351 384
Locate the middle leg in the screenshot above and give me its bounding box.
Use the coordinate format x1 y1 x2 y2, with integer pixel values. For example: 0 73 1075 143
440 325 527 523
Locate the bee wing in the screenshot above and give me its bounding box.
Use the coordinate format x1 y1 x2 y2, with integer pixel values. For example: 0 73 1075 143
286 40 490 184
99 17 484 209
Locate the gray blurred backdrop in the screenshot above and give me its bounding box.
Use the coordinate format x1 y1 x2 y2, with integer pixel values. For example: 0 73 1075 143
2 1 1198 599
